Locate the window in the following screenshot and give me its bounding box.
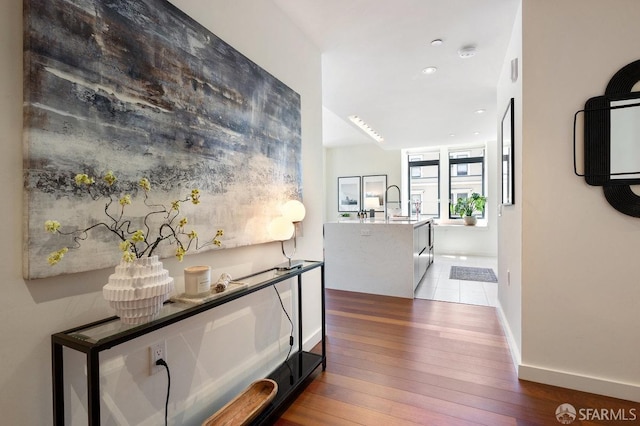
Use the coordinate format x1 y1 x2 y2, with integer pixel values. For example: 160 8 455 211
404 146 486 221
449 147 485 219
409 155 423 178
450 152 469 176
408 151 439 218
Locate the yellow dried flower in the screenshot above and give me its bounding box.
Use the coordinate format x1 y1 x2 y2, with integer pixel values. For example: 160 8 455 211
119 194 131 206
47 247 69 265
175 246 186 261
47 174 223 267
44 220 61 233
122 251 136 263
74 173 94 186
131 230 145 242
191 189 200 205
103 171 117 186
138 178 151 192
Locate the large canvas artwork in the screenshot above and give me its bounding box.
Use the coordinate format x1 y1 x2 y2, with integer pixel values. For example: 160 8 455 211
23 0 302 279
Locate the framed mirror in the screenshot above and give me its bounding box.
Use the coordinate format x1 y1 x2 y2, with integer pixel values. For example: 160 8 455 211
584 92 640 186
501 98 515 205
580 59 640 217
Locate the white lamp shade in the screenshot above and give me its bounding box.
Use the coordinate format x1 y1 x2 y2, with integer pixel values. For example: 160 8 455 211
282 200 306 222
268 217 294 241
364 197 379 210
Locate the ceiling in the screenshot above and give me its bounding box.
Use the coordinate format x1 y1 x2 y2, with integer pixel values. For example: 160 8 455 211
272 0 519 151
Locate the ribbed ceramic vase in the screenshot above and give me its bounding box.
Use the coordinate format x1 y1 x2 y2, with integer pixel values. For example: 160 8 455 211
103 255 174 324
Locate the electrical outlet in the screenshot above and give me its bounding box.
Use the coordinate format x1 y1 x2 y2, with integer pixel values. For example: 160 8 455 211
149 341 166 376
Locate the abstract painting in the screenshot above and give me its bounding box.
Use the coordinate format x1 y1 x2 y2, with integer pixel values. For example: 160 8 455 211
23 0 301 279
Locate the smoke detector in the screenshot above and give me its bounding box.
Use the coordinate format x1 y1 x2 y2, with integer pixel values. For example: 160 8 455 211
458 45 477 59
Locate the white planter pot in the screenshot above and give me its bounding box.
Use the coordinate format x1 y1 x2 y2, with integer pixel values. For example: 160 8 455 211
463 216 477 226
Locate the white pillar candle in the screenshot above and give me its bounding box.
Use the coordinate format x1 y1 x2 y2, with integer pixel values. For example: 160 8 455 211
184 265 211 297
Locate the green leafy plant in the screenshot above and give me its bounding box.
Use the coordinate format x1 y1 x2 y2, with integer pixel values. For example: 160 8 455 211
44 171 223 266
451 192 486 217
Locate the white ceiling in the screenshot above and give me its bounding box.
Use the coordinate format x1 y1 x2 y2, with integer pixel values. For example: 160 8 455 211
272 0 519 151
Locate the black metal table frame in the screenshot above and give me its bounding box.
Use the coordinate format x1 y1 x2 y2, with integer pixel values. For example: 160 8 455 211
51 261 325 425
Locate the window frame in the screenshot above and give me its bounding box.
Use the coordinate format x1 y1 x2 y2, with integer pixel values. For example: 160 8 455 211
407 156 440 219
448 153 485 219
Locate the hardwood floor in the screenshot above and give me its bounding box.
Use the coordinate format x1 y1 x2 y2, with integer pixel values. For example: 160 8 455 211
275 289 638 425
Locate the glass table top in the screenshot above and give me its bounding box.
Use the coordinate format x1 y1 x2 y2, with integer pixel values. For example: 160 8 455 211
62 261 322 345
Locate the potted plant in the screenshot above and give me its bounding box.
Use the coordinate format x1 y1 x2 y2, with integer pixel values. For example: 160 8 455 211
451 192 486 226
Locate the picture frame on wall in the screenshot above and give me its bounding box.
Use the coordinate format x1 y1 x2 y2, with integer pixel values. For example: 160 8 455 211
362 174 387 213
501 97 515 205
338 176 361 212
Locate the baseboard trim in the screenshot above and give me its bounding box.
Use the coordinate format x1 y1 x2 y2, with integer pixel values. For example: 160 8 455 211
303 326 322 352
518 364 640 403
496 302 640 402
495 300 521 369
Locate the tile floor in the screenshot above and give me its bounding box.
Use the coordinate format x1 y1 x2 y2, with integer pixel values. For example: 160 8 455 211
414 254 498 307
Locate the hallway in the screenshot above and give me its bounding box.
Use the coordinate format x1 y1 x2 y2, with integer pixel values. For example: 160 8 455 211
276 289 637 425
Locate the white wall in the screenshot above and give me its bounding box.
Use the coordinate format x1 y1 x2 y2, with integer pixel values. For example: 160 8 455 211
515 0 640 401
424 145 499 257
0 1 324 424
496 2 523 366
326 143 498 257
324 144 402 219
434 225 497 257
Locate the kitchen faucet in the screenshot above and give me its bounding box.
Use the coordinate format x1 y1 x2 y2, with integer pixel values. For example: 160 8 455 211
385 185 401 219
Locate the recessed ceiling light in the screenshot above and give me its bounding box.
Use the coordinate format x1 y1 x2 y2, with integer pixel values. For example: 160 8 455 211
449 133 455 137
422 66 437 75
474 132 481 135
348 115 384 143
474 109 486 114
458 45 477 59
430 39 443 46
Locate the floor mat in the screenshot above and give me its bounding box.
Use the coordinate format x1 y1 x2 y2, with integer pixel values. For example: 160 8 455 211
449 266 498 283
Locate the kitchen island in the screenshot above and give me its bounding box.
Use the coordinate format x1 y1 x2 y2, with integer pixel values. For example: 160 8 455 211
323 218 434 299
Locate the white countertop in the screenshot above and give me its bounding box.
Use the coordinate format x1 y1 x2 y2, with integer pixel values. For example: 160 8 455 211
329 218 431 226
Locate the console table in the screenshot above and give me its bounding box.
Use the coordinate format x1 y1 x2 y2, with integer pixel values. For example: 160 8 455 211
51 260 325 425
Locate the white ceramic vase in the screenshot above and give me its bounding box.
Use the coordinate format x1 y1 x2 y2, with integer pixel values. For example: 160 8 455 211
103 255 174 324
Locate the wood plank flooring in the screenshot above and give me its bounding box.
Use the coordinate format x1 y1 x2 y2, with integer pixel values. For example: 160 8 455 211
275 289 638 425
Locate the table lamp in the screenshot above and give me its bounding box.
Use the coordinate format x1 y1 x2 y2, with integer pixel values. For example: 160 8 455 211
268 200 306 270
364 197 379 218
